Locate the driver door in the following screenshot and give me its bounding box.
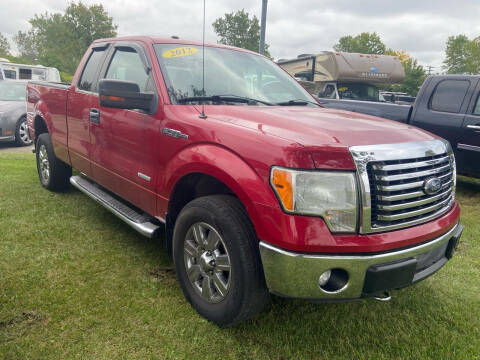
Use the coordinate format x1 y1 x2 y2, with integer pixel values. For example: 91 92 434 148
90 42 160 215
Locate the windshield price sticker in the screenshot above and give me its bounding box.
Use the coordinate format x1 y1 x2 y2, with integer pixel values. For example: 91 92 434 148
162 47 198 58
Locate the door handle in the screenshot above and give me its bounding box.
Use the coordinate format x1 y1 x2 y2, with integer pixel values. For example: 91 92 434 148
467 124 480 130
90 108 100 124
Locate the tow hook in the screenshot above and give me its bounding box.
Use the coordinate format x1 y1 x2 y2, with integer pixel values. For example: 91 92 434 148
373 291 392 302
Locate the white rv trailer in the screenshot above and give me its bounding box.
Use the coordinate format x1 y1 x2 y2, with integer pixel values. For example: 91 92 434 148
278 51 405 102
0 60 61 82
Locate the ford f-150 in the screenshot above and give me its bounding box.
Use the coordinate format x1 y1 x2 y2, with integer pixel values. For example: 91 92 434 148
26 36 463 327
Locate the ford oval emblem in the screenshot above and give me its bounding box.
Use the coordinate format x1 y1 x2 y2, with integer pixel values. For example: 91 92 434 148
370 67 379 74
423 177 442 195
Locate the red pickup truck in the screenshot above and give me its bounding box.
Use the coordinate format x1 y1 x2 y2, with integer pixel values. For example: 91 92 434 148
26 36 463 327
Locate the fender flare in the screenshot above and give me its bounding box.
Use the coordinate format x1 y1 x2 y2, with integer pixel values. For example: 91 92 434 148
163 143 279 232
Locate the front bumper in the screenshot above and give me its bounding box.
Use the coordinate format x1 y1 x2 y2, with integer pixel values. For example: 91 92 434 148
259 222 463 300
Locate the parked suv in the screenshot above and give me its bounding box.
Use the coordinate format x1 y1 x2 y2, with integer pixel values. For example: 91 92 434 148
26 37 462 326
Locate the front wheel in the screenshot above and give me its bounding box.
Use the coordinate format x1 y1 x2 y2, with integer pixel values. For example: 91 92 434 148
173 195 270 327
36 133 72 191
15 117 33 146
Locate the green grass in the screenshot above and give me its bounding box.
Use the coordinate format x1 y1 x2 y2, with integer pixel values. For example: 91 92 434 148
0 152 479 360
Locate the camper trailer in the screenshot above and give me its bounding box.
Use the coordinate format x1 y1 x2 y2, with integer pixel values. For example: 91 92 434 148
0 60 61 82
278 52 405 102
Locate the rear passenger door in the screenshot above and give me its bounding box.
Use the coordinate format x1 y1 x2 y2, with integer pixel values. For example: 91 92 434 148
89 42 159 216
458 84 480 177
67 43 109 177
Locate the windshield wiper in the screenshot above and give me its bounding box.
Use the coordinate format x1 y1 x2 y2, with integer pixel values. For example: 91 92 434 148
177 95 273 106
276 99 323 107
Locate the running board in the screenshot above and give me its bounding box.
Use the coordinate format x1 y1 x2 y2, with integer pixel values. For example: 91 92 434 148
70 176 160 238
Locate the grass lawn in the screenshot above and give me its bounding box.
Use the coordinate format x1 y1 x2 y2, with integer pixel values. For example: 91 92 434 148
0 152 479 360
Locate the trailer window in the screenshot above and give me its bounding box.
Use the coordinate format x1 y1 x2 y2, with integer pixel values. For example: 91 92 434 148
3 69 16 79
19 68 32 80
430 80 469 113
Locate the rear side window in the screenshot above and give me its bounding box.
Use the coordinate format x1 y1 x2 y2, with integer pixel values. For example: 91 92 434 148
105 48 149 91
78 49 106 92
430 80 469 113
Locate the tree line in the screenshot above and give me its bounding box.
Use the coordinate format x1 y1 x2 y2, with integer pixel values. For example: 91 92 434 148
0 4 477 92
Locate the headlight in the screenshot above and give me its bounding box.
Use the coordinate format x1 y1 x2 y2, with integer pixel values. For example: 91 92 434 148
270 167 358 232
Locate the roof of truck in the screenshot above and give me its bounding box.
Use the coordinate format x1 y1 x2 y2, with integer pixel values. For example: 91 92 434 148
92 36 261 56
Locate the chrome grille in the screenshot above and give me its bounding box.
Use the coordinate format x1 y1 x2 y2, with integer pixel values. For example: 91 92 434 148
368 153 454 228
350 140 456 233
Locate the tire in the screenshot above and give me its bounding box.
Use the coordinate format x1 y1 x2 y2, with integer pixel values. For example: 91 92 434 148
15 116 33 146
36 133 72 191
173 195 270 327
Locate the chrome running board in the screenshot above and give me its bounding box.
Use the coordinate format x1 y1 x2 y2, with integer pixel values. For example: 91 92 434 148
70 175 160 238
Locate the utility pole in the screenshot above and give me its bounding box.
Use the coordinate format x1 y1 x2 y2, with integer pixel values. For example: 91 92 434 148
426 65 435 75
259 0 268 55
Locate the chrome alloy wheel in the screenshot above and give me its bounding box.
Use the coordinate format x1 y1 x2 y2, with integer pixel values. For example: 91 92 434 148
38 144 50 183
19 120 31 144
184 222 232 303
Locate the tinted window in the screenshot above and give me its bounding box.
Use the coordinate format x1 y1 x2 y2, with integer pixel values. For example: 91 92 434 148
19 68 32 80
4 69 16 79
105 48 149 91
473 94 480 115
78 49 106 92
430 80 469 113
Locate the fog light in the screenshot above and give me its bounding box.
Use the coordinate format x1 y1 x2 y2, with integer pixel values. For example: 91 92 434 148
318 269 332 286
319 268 349 293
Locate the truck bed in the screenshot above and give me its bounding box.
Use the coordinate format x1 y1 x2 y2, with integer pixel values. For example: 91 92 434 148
319 98 411 123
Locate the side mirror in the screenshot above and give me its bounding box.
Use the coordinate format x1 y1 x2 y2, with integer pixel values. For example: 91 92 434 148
98 79 154 112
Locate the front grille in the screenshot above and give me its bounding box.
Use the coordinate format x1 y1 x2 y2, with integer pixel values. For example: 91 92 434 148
367 153 454 229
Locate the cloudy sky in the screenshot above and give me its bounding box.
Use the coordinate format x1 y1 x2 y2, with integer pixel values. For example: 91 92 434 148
2 0 480 70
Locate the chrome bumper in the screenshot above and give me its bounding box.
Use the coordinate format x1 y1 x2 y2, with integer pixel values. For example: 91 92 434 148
259 223 462 300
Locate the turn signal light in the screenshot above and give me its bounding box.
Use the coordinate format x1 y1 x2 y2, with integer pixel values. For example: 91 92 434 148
271 168 294 211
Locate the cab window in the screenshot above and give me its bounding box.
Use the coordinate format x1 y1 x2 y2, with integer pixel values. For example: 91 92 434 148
105 48 149 92
78 48 106 92
430 80 469 113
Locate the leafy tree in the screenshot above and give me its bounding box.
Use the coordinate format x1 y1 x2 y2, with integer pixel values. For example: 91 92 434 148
444 35 472 74
333 32 386 54
14 2 117 74
392 58 426 96
212 9 270 57
0 33 10 57
385 49 410 63
13 30 38 63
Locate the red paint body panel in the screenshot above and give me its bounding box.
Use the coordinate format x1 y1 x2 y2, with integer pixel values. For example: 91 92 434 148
255 202 460 253
26 36 460 255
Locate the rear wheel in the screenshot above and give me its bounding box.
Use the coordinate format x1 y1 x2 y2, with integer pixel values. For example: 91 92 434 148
15 117 32 146
173 195 270 327
36 133 72 191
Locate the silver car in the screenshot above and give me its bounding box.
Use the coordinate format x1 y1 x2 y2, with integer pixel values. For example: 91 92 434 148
0 80 31 146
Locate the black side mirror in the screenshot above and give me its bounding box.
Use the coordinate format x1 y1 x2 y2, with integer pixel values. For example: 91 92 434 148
98 79 154 112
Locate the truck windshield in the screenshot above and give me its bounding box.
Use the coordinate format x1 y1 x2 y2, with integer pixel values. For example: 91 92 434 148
0 82 27 101
337 83 382 102
154 44 314 105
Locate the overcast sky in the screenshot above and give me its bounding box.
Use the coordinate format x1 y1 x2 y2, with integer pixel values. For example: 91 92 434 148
2 0 480 70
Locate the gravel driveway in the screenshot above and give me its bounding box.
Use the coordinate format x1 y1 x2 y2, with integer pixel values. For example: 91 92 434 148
0 143 34 153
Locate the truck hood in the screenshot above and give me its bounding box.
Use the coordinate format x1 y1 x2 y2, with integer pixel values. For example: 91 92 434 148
205 105 436 148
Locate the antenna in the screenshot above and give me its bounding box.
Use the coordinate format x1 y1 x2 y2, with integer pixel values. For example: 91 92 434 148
199 0 208 119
